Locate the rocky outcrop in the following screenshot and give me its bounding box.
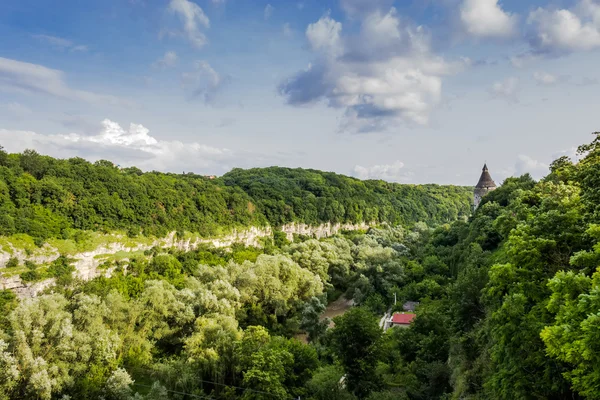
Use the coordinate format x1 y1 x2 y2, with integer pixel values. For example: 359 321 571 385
0 222 369 298
280 222 369 241
1 275 56 298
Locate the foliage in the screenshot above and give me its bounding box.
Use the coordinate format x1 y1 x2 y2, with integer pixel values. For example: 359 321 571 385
6 133 600 399
0 150 471 246
222 167 472 228
329 307 383 398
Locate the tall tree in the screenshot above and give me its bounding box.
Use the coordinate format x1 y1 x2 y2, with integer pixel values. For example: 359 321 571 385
330 307 382 398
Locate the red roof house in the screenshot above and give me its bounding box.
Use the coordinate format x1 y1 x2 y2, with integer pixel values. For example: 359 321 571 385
390 312 416 327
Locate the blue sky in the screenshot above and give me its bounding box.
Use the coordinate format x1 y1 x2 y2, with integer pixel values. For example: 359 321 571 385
0 0 599 185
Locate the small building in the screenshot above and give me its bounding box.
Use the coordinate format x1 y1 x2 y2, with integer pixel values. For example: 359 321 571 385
389 312 416 328
474 163 497 208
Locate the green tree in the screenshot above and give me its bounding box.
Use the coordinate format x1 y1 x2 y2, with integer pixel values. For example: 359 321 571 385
541 267 600 399
329 307 382 398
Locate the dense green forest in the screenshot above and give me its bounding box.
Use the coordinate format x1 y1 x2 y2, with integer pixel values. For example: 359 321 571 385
0 146 471 244
3 133 600 399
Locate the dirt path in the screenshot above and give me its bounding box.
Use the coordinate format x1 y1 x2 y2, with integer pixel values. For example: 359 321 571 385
295 296 354 343
321 296 354 323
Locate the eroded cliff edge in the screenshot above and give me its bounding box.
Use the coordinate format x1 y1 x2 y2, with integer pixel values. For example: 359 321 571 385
0 222 369 297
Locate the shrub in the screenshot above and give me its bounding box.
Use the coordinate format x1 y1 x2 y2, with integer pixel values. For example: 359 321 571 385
6 257 19 268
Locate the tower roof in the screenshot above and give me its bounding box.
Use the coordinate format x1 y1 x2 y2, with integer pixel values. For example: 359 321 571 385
476 164 496 189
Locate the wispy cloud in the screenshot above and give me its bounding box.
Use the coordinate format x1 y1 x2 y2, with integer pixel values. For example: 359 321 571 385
490 77 519 102
533 71 558 85
353 160 413 182
0 102 32 117
514 154 549 179
283 23 293 37
264 4 275 20
153 51 178 68
32 34 88 52
168 0 210 48
0 57 131 106
181 61 229 104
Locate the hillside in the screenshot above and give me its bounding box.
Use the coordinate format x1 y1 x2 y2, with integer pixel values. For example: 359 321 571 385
0 147 472 245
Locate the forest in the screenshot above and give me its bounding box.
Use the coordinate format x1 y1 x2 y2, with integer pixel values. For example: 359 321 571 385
2 133 600 399
0 147 472 243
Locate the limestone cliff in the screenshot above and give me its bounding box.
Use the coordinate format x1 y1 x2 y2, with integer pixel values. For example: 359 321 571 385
0 222 369 297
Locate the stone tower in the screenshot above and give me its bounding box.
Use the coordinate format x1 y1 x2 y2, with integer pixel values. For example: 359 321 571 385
474 164 496 208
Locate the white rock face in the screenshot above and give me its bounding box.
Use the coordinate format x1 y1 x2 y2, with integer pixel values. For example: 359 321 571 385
280 222 370 241
0 275 56 297
0 222 369 298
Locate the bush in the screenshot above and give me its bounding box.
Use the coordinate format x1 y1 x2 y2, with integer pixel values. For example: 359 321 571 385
25 260 37 270
6 257 19 268
20 269 42 282
47 256 75 285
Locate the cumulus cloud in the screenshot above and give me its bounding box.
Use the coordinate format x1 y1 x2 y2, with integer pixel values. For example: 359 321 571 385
279 8 465 133
460 0 518 39
283 23 293 37
533 71 558 85
264 4 275 20
169 0 210 48
0 119 239 173
527 0 600 54
306 14 343 54
490 77 519 102
32 34 88 52
353 160 413 182
0 57 130 106
514 154 549 179
153 51 178 68
181 61 228 103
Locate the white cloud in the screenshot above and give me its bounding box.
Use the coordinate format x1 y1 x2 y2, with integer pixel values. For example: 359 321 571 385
353 160 413 182
169 0 210 48
0 57 130 106
181 61 228 103
32 34 88 52
264 4 275 20
533 71 558 85
153 51 178 68
280 9 464 133
527 0 600 53
0 119 236 173
514 154 549 179
460 0 518 39
491 77 519 101
283 23 293 37
306 14 343 54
